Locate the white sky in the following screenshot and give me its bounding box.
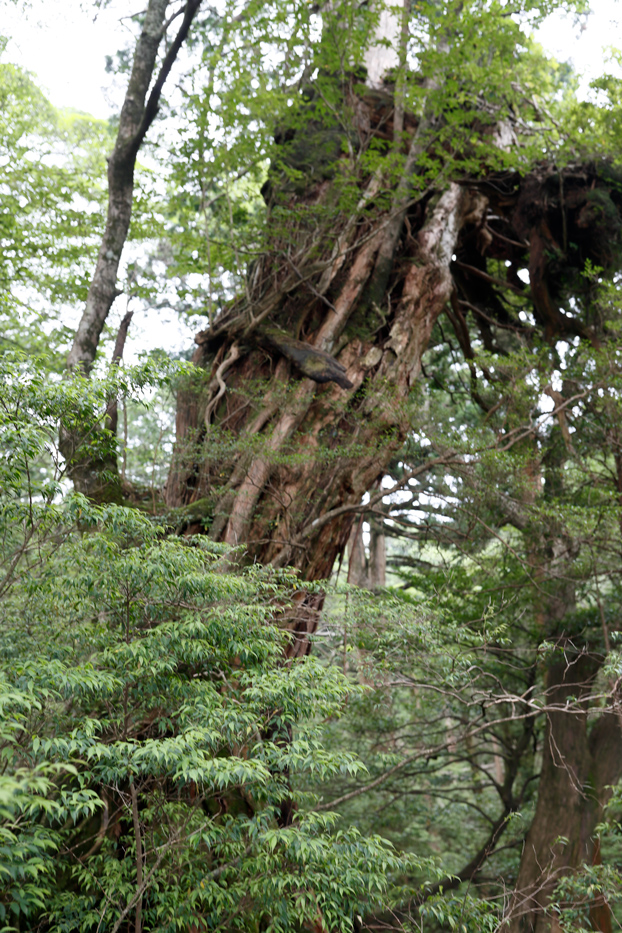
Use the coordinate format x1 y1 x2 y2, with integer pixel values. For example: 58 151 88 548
3 0 620 119
1 0 621 359
2 2 199 357
3 0 130 118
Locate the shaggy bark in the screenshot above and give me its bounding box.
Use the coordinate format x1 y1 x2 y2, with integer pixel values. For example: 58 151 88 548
174 182 465 651
55 3 622 914
167 176 467 564
167 134 622 927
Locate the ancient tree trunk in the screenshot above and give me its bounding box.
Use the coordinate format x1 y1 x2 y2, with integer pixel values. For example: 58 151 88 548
166 174 468 565
50 0 622 924
167 165 467 652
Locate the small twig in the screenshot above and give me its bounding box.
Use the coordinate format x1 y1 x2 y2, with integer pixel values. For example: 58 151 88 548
110 843 169 933
285 254 338 313
457 299 531 334
130 784 144 933
157 2 187 38
454 260 526 295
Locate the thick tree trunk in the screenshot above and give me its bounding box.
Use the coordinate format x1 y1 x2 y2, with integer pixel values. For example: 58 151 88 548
166 169 468 651
503 475 622 931
505 654 622 933
507 655 598 933
166 176 468 567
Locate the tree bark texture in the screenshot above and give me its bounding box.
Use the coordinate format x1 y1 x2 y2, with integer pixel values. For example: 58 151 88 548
168 189 465 560
505 655 622 933
166 94 622 643
61 0 202 501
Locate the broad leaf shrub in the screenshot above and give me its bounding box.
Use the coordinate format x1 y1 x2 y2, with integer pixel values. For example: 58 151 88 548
0 355 434 931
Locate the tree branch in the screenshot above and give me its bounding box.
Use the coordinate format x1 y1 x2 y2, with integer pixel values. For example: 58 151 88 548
130 784 143 933
130 0 203 160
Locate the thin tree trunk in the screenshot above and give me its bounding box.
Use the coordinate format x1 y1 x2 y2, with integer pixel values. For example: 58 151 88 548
67 0 203 373
61 0 202 500
347 518 368 587
368 518 386 588
106 309 134 438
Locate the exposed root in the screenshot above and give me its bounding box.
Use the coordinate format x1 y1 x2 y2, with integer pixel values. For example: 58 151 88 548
204 342 240 427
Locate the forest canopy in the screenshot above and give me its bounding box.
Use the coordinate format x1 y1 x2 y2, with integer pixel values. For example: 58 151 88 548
2 1 622 931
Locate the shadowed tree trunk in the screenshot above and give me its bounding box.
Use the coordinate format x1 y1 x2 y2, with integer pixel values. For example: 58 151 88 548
498 430 622 932
346 508 386 588
505 654 622 933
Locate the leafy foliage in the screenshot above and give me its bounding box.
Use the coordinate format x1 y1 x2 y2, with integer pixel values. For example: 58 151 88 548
4 0 622 930
0 355 432 931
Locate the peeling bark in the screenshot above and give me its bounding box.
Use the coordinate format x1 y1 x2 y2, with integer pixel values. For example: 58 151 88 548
167 183 466 555
165 177 466 661
363 0 402 89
